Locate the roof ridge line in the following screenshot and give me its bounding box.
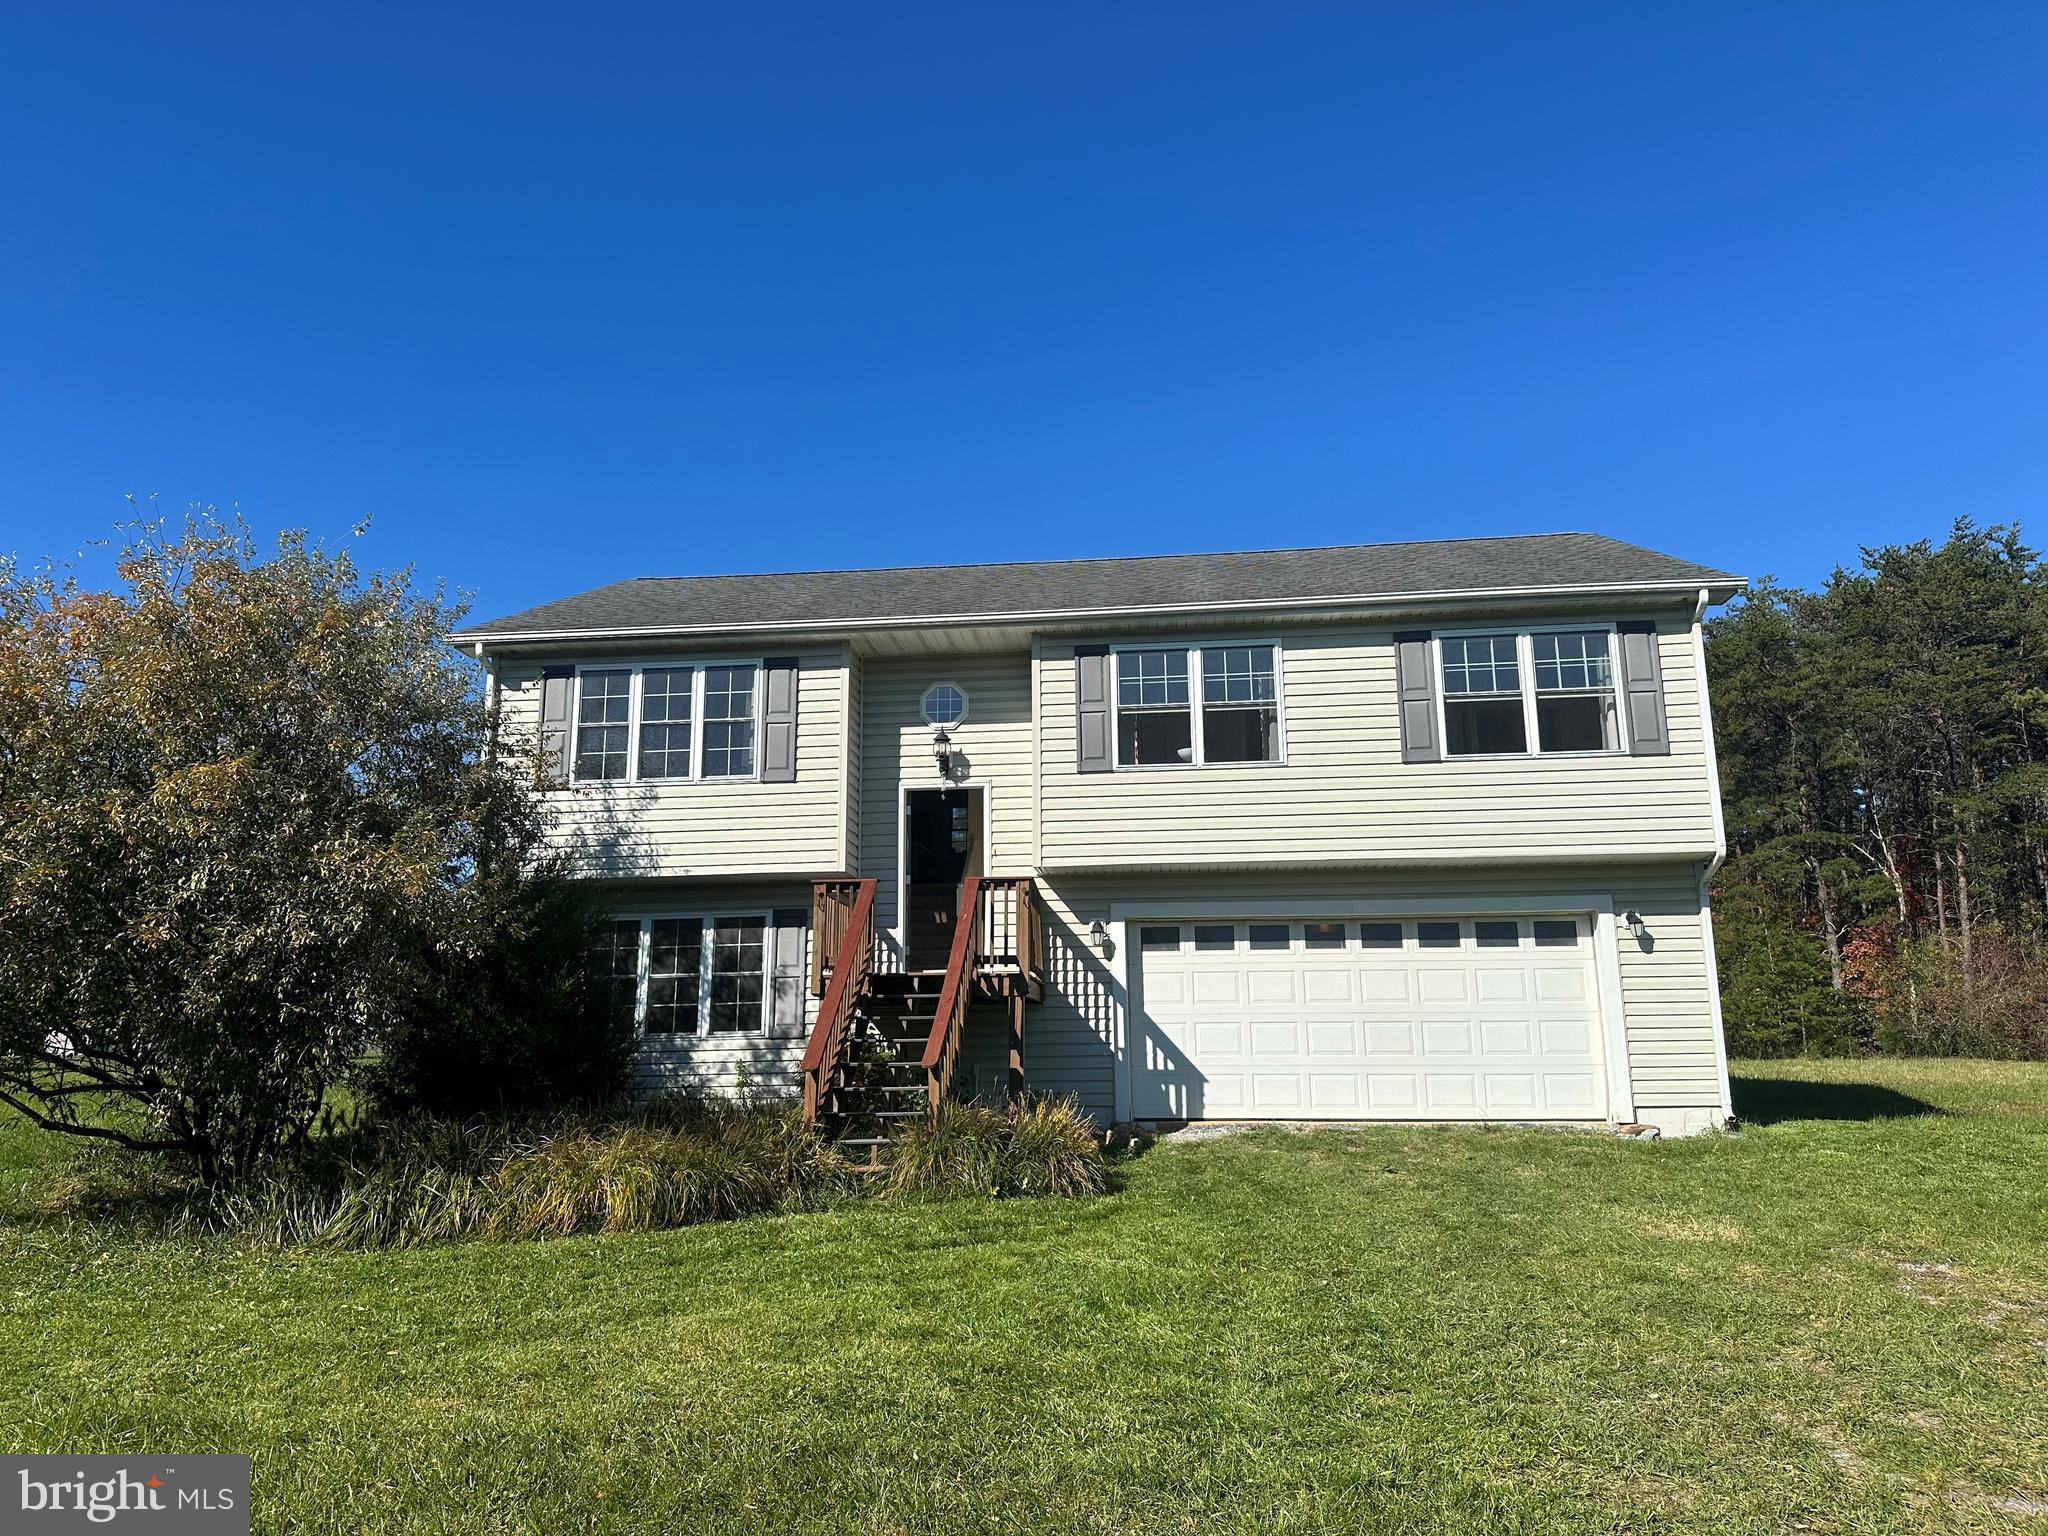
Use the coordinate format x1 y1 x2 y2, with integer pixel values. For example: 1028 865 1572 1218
616 530 1604 586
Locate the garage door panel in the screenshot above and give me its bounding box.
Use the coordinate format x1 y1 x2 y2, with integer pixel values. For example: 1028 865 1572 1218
1475 970 1527 1002
1249 1021 1300 1059
1368 1076 1419 1109
1148 971 1188 1005
1417 971 1469 1003
1248 971 1296 1004
1359 971 1409 1002
1306 1020 1360 1056
1480 1019 1535 1054
1424 1074 1479 1109
1542 1019 1594 1054
1132 915 1606 1122
1534 969 1588 1002
1483 1073 1539 1110
1365 1020 1418 1054
1308 1074 1361 1110
1304 970 1355 1003
1545 1073 1601 1110
1423 1020 1476 1055
1250 1074 1303 1111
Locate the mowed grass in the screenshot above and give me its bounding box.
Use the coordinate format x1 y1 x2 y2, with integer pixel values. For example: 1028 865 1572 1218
1 1061 2044 1535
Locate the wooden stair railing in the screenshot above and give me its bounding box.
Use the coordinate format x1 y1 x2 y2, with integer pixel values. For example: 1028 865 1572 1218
973 876 1044 996
809 877 868 998
919 874 984 1113
800 878 877 1125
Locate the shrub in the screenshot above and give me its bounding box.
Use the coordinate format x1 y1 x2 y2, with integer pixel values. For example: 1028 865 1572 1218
365 876 638 1119
0 517 577 1184
1873 931 2048 1059
882 1097 1110 1201
215 1100 857 1249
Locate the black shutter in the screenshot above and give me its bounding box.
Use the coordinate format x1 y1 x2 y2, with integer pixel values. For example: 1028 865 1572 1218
1615 621 1671 756
1075 645 1112 773
539 667 575 784
1392 633 1440 763
760 657 800 782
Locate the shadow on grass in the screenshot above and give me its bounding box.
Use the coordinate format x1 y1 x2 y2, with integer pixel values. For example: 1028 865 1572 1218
1732 1073 1944 1126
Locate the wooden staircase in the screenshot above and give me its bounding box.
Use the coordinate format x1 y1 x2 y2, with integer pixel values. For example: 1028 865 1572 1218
800 874 1044 1155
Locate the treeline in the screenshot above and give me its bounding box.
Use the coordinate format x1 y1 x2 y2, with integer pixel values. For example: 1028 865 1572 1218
1707 519 2048 1058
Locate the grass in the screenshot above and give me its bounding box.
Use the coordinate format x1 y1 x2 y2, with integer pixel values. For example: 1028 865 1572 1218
1 1058 2044 1534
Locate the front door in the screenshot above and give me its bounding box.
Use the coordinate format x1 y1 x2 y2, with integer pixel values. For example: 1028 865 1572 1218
904 787 982 971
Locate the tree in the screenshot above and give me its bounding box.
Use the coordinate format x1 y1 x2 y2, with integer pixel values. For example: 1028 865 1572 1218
1706 519 2048 1059
0 515 600 1182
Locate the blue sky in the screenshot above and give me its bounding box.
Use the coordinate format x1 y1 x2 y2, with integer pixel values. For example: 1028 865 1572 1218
2 4 2042 622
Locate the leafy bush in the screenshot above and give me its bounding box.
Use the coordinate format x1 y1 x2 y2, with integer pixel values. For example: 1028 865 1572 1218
0 517 577 1183
365 876 638 1118
882 1097 1110 1200
1874 932 2048 1059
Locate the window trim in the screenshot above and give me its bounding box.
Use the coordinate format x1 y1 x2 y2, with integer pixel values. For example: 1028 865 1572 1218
1107 640 1288 771
571 657 766 785
615 909 776 1040
1432 622 1624 760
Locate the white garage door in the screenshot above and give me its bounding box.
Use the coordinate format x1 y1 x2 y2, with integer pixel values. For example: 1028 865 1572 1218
1131 916 1607 1120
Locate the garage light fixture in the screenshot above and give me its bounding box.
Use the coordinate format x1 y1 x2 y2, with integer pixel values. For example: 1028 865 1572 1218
1623 910 1647 941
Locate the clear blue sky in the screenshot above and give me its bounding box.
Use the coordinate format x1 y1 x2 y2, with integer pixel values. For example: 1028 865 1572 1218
3 4 2042 621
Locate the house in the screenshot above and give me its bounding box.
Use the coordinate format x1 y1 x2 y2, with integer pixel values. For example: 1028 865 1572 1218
457 532 1746 1142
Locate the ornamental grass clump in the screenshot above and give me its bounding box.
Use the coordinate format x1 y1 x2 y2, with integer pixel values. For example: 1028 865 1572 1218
219 1101 857 1250
881 1097 1110 1200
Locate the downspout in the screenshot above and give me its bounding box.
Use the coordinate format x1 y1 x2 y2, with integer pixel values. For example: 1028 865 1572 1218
476 642 499 768
1692 587 1728 878
1691 585 1736 1123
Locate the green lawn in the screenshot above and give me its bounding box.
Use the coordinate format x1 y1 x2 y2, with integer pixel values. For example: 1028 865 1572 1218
2 1059 2045 1535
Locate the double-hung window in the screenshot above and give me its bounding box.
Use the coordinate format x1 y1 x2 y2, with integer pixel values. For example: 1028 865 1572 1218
575 669 633 781
606 913 771 1037
572 662 760 783
1440 627 1619 757
1113 643 1284 767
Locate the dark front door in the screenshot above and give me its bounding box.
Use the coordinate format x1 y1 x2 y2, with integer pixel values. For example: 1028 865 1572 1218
904 787 981 971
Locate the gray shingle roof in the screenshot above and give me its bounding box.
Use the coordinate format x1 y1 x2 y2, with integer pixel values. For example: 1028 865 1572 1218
459 532 1741 639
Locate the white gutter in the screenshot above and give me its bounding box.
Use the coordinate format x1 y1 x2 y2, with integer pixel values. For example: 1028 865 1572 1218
460 576 1748 648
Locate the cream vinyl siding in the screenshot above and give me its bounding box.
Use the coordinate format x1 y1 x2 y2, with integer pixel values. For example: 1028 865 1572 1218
1037 616 1716 868
611 881 817 1101
497 651 847 879
842 651 865 874
949 862 1726 1129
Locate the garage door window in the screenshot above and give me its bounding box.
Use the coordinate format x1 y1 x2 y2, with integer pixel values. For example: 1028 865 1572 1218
1134 916 1590 954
